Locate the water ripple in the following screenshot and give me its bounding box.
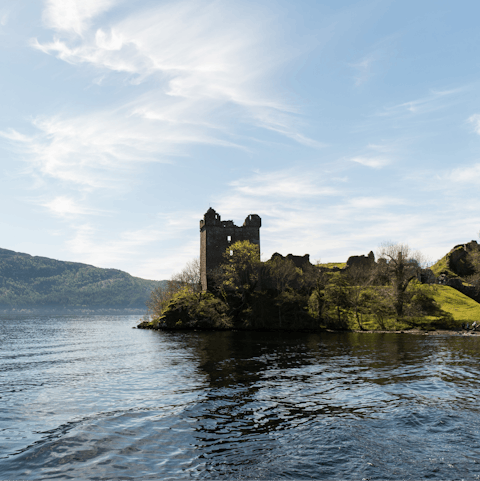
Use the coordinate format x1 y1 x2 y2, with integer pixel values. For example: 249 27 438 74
2 318 480 479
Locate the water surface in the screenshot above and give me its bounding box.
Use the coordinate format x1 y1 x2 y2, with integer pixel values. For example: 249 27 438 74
1 314 480 479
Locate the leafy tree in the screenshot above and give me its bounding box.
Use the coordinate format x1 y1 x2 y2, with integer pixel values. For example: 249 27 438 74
265 256 298 294
323 273 350 329
368 288 395 330
154 288 232 330
264 256 303 328
344 264 376 330
215 240 261 303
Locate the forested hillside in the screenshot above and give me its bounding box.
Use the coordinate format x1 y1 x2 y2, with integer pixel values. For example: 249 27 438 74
0 248 166 309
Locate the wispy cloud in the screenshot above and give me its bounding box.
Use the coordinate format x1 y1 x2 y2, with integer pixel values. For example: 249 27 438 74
349 156 390 168
65 211 201 278
350 54 376 86
230 170 338 198
0 8 10 27
0 97 245 189
4 1 321 191
42 0 119 35
447 163 480 184
34 1 290 110
348 196 405 209
41 196 104 218
378 88 463 117
208 167 420 263
468 114 480 135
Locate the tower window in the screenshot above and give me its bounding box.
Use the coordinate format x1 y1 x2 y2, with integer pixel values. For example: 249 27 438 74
227 235 231 242
230 250 233 256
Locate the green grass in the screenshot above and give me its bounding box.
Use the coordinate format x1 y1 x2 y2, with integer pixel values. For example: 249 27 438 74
336 284 480 331
429 246 467 278
430 254 455 277
430 285 480 322
318 262 346 269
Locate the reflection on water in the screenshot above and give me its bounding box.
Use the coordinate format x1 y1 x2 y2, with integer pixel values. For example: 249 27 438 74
1 314 480 479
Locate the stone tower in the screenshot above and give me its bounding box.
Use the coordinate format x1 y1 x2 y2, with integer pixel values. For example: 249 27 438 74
200 208 261 291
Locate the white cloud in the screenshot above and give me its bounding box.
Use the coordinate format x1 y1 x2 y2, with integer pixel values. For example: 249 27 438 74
208 166 478 268
448 163 480 184
66 223 165 269
41 196 104 218
0 129 33 143
348 196 405 209
230 170 338 198
468 114 480 135
42 0 118 35
366 143 393 153
64 211 202 278
0 9 10 27
208 167 420 263
0 95 249 189
31 0 317 159
0 1 322 192
349 156 390 168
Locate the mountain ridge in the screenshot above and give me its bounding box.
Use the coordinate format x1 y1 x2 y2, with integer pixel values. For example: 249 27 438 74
0 247 166 309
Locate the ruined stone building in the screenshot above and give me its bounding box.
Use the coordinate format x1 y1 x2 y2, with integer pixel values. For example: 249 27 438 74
200 208 261 291
270 252 312 269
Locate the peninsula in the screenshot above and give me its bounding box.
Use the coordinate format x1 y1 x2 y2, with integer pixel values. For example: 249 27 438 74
138 208 480 332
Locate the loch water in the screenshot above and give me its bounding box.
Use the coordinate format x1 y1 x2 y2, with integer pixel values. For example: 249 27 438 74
1 314 480 480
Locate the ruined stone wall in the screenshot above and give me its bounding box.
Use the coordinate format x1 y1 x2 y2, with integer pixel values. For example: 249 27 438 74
346 251 375 270
200 208 261 291
270 253 311 269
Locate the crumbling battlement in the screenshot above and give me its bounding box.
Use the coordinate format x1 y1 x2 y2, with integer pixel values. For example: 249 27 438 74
270 253 312 270
200 208 261 291
346 251 375 270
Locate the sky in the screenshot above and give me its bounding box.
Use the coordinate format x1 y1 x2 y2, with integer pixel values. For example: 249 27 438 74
1 0 480 280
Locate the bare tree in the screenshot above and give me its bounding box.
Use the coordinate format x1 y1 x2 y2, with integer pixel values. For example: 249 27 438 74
376 243 424 319
171 258 201 294
146 258 201 318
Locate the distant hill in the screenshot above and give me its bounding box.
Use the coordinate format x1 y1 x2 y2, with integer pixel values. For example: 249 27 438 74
0 248 166 309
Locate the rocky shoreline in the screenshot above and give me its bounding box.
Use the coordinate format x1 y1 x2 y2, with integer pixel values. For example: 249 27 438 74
353 329 480 336
136 322 480 336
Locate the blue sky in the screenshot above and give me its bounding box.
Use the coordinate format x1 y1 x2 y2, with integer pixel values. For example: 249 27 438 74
1 0 480 280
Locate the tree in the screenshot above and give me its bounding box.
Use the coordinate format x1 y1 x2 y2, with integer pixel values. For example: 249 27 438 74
146 258 201 318
323 272 350 329
344 264 376 330
264 255 302 328
376 243 424 320
215 240 261 302
171 258 201 295
265 256 299 294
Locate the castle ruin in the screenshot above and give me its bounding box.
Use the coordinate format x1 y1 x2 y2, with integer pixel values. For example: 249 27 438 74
200 208 261 291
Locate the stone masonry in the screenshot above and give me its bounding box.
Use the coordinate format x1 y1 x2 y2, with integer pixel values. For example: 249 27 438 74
200 208 261 291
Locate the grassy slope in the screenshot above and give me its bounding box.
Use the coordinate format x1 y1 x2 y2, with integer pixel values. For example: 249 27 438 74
343 285 480 331
430 248 461 278
431 285 480 322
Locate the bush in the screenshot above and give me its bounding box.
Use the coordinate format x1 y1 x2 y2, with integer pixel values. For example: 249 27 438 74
155 289 232 330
